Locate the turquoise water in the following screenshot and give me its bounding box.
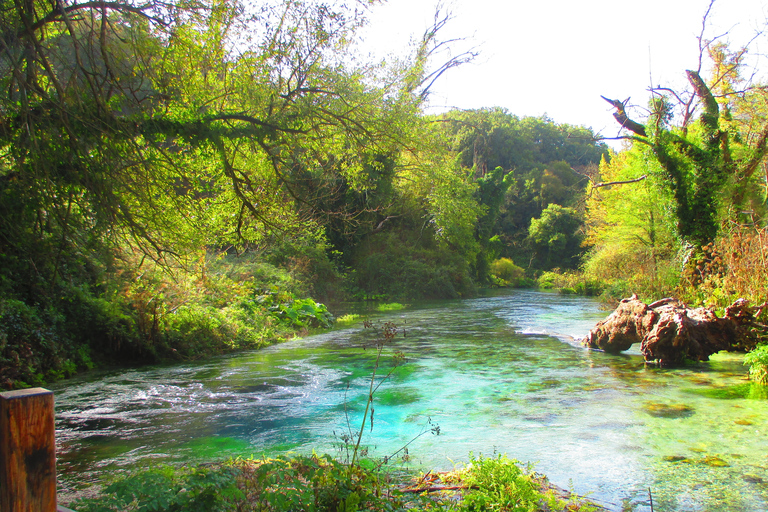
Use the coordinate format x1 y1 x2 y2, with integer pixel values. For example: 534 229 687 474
53 290 768 511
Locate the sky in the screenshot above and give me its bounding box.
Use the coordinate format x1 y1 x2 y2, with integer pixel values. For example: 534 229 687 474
357 0 768 141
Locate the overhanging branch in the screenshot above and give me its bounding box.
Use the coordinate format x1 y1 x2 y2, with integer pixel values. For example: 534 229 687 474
601 96 647 137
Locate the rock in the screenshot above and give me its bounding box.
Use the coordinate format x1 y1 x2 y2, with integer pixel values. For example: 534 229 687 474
583 296 763 366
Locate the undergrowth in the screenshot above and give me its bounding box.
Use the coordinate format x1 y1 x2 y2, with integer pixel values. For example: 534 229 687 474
71 454 600 512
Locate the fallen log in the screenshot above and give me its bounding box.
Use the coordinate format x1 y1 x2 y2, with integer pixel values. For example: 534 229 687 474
582 295 765 366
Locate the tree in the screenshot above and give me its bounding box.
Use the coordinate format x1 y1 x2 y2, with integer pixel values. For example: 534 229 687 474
601 1 768 249
528 204 583 269
0 0 459 297
0 0 482 382
434 108 607 271
582 149 678 296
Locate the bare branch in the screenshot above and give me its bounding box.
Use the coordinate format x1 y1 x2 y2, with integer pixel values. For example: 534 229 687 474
601 96 647 136
592 175 647 189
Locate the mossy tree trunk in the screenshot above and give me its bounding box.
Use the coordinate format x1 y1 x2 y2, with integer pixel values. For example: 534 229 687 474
583 295 765 366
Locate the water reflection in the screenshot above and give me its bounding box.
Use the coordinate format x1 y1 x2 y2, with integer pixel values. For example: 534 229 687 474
53 290 768 511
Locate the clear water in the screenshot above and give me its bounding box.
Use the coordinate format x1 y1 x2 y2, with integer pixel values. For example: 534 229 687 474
52 290 768 511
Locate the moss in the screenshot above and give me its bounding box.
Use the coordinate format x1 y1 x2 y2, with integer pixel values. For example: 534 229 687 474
685 383 768 400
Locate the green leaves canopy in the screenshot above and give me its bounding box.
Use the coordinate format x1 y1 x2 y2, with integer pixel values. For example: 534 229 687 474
0 0 429 273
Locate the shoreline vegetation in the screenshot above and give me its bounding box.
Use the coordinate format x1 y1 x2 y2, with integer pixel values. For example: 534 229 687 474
5 222 767 392
67 453 606 511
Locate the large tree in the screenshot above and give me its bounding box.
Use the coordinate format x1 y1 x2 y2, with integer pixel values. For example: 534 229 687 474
0 0 457 299
600 5 768 249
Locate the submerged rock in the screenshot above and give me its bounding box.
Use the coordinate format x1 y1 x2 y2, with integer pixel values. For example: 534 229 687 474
643 402 695 418
582 296 763 366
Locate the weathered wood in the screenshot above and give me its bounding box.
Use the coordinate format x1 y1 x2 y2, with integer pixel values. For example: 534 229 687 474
583 295 764 366
1 387 57 512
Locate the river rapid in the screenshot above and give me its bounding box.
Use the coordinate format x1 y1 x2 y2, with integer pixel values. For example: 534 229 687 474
52 289 768 511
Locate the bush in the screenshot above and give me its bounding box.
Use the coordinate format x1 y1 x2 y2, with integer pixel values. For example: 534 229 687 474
679 226 768 313
457 454 542 511
447 453 598 512
535 270 603 297
489 258 526 287
744 345 768 384
73 464 243 512
0 299 91 388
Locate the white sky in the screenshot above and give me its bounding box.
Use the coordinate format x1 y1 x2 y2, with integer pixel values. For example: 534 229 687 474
358 0 768 141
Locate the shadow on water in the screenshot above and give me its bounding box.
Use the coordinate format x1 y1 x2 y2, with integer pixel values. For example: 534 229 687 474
52 289 768 511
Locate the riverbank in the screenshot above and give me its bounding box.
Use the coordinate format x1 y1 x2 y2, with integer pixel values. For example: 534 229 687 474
65 453 606 511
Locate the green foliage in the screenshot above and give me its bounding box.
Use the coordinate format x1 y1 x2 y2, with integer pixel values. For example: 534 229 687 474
247 291 334 329
744 345 768 384
446 453 597 512
457 454 542 512
350 232 476 300
535 270 602 297
337 314 362 325
73 455 429 512
434 108 607 273
0 245 339 388
0 299 67 388
528 204 584 269
73 464 243 512
585 45 768 307
377 303 406 312
233 455 408 512
489 258 527 287
0 0 453 383
581 146 682 301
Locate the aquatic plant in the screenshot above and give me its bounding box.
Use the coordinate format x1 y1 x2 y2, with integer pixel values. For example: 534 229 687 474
642 402 695 419
377 303 406 312
744 344 768 384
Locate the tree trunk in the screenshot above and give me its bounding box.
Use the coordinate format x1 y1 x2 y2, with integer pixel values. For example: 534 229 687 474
582 295 764 366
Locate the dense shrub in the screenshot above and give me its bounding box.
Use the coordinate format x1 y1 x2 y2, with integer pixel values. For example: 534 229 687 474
535 270 603 297
72 453 599 512
489 258 527 287
744 345 768 384
0 247 336 389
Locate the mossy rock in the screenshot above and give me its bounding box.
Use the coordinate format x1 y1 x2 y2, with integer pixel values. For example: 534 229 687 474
643 402 695 418
663 454 730 467
698 455 730 467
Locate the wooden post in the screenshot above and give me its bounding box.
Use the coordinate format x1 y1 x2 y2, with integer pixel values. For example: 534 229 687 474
1 387 57 512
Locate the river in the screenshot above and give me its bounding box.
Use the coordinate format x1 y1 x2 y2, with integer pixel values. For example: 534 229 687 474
52 289 768 511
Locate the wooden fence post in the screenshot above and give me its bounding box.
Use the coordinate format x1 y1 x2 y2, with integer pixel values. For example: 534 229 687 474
1 387 57 512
